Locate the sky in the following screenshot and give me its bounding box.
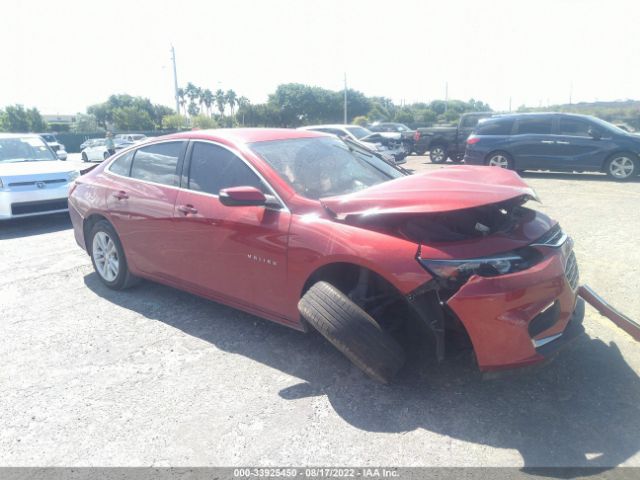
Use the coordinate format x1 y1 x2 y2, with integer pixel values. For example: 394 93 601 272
2 0 639 115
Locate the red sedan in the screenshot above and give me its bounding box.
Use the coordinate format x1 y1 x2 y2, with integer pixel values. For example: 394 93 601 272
69 128 584 382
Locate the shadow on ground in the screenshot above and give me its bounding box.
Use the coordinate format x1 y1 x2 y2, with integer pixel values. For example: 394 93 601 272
85 273 640 473
0 213 71 239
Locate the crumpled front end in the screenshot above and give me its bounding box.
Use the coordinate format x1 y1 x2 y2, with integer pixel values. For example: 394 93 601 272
445 229 583 370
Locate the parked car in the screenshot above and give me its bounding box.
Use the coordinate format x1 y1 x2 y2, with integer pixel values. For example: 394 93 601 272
298 124 407 164
0 134 80 219
79 138 103 151
413 112 493 161
69 129 584 382
37 133 67 161
81 138 133 162
368 122 415 154
464 112 640 180
115 133 147 143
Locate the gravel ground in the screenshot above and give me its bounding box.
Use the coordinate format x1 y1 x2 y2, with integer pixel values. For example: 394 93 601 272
1 157 640 468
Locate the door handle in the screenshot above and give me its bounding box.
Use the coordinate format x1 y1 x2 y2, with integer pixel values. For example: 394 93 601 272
540 140 555 144
177 204 198 215
556 141 570 145
112 191 128 200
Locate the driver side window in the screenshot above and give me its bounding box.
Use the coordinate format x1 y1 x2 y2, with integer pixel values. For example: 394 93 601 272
187 142 265 195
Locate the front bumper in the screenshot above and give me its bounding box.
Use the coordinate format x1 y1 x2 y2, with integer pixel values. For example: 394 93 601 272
446 242 581 371
0 183 72 220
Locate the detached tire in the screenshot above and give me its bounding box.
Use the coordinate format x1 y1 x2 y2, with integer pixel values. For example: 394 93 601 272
298 281 406 383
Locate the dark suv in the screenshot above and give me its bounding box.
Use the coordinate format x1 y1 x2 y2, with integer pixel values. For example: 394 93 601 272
464 113 640 180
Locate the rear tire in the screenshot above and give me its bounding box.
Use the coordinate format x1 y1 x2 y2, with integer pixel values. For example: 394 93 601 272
485 151 514 169
81 152 88 162
429 145 448 164
298 281 406 383
103 151 109 160
89 220 139 290
605 152 637 181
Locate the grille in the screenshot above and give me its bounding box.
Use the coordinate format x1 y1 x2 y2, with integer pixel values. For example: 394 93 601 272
532 224 566 247
8 179 67 187
11 199 68 215
565 251 579 290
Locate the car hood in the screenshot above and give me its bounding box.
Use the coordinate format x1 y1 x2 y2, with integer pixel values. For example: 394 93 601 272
0 160 76 178
321 165 538 220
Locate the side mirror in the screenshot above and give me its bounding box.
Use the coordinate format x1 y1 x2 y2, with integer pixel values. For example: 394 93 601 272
588 127 601 140
219 186 268 207
57 150 68 161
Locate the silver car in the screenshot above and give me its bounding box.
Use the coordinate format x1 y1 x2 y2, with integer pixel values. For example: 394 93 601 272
0 134 80 220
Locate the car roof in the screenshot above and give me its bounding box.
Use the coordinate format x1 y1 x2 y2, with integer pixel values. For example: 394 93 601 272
167 128 326 144
300 124 363 130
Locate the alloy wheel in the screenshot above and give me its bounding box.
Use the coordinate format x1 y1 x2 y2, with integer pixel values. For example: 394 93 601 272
92 231 119 282
431 147 446 163
609 156 635 179
488 154 510 168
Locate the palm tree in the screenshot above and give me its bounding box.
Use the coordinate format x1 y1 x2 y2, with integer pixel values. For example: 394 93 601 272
185 82 201 116
237 96 250 125
177 88 186 116
226 89 237 117
215 89 226 117
201 89 214 117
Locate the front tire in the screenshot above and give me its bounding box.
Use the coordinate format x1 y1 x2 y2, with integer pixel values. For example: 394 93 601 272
605 153 637 181
429 145 448 164
485 151 514 169
298 281 406 383
89 220 139 290
103 151 110 160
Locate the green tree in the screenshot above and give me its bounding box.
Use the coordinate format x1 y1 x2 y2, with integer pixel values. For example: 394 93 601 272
215 89 226 117
0 104 46 132
162 113 188 130
72 113 100 133
184 83 201 116
177 88 187 116
112 106 154 130
201 89 214 117
352 115 368 126
192 114 218 129
226 90 237 117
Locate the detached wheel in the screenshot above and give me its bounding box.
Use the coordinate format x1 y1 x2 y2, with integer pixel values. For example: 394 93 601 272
486 151 514 169
605 153 637 181
429 145 447 164
89 220 139 290
81 152 88 162
298 281 406 383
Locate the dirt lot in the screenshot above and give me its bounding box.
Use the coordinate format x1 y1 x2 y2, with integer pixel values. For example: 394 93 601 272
2 157 640 468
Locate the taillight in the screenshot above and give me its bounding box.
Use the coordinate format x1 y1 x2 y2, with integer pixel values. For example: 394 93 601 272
466 135 480 145
413 131 421 142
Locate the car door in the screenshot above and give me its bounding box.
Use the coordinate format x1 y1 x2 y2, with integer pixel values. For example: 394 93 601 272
553 116 614 170
104 140 187 279
171 140 291 318
508 116 557 169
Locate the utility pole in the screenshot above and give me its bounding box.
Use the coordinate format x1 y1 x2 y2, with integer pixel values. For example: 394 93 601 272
170 44 180 114
509 96 512 112
569 81 573 106
444 81 448 113
343 73 348 124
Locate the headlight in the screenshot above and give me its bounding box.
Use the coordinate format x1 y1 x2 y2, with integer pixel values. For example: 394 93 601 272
68 171 80 182
418 249 541 283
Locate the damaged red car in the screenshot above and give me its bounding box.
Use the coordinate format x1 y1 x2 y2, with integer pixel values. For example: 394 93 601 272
68 129 584 382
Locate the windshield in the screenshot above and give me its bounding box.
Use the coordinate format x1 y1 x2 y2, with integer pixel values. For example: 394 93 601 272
589 116 630 135
250 136 404 200
0 137 57 163
345 126 372 139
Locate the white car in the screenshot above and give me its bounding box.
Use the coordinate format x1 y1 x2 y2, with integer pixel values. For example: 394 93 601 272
298 124 398 164
38 133 67 161
0 134 80 220
115 133 147 143
81 139 133 162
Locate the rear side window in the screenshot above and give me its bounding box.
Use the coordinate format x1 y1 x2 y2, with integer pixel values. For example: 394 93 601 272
516 117 553 135
557 117 592 136
475 118 514 135
108 150 134 176
187 142 265 195
130 142 183 186
461 115 485 128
